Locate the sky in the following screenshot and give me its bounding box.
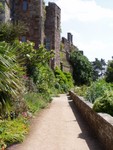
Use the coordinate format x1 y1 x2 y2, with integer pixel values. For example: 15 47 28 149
45 0 113 62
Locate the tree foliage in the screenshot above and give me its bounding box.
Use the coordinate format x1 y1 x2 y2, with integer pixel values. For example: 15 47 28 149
0 22 27 43
70 50 93 85
92 58 106 81
85 79 112 103
105 60 113 83
14 40 54 77
33 63 56 94
93 91 113 116
54 67 74 93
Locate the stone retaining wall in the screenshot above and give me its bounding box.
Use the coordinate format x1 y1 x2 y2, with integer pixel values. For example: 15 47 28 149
69 91 113 150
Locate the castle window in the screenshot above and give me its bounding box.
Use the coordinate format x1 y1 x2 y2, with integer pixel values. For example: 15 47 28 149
45 38 50 50
21 36 26 42
60 62 63 71
23 0 28 11
57 16 60 29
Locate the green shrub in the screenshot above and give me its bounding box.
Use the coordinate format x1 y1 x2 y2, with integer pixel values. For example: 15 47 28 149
0 91 53 148
0 22 27 43
33 64 55 91
0 117 29 149
64 72 74 88
54 67 74 93
85 79 113 103
24 93 48 114
93 91 113 116
74 85 88 97
14 41 53 78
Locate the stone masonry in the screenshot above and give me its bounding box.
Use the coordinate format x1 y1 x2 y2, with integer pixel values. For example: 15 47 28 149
45 2 61 69
69 91 113 150
11 0 44 48
61 33 78 72
11 0 61 69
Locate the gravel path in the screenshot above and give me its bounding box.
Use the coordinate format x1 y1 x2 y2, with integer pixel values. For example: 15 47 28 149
7 94 102 150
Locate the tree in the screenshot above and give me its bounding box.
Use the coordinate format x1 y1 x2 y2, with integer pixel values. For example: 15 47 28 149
105 60 113 83
92 58 106 81
70 51 93 85
0 22 27 43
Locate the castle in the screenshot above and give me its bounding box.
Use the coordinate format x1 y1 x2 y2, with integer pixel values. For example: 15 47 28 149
0 0 78 71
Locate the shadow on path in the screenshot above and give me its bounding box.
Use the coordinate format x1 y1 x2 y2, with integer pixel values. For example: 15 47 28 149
67 95 103 150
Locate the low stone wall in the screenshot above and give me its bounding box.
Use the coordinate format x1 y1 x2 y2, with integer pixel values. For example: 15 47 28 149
69 91 113 150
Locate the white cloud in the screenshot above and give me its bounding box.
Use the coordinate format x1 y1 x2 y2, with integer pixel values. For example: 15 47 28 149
109 23 113 28
76 40 113 61
55 0 113 22
45 0 57 5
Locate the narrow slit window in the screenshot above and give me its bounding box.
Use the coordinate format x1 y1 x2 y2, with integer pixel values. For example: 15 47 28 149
23 0 28 11
45 38 50 50
57 16 60 29
21 36 27 42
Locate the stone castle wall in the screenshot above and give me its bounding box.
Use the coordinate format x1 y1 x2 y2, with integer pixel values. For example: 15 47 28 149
11 0 61 69
13 0 44 48
1 0 78 71
69 91 113 150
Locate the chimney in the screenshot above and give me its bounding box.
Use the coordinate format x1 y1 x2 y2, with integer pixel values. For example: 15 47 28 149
71 34 73 44
67 32 73 44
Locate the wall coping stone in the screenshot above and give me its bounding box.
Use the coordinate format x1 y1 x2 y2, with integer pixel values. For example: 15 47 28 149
98 113 113 125
73 92 113 126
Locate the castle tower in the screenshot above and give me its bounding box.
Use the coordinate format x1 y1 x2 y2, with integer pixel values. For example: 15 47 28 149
45 2 61 69
11 0 44 48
